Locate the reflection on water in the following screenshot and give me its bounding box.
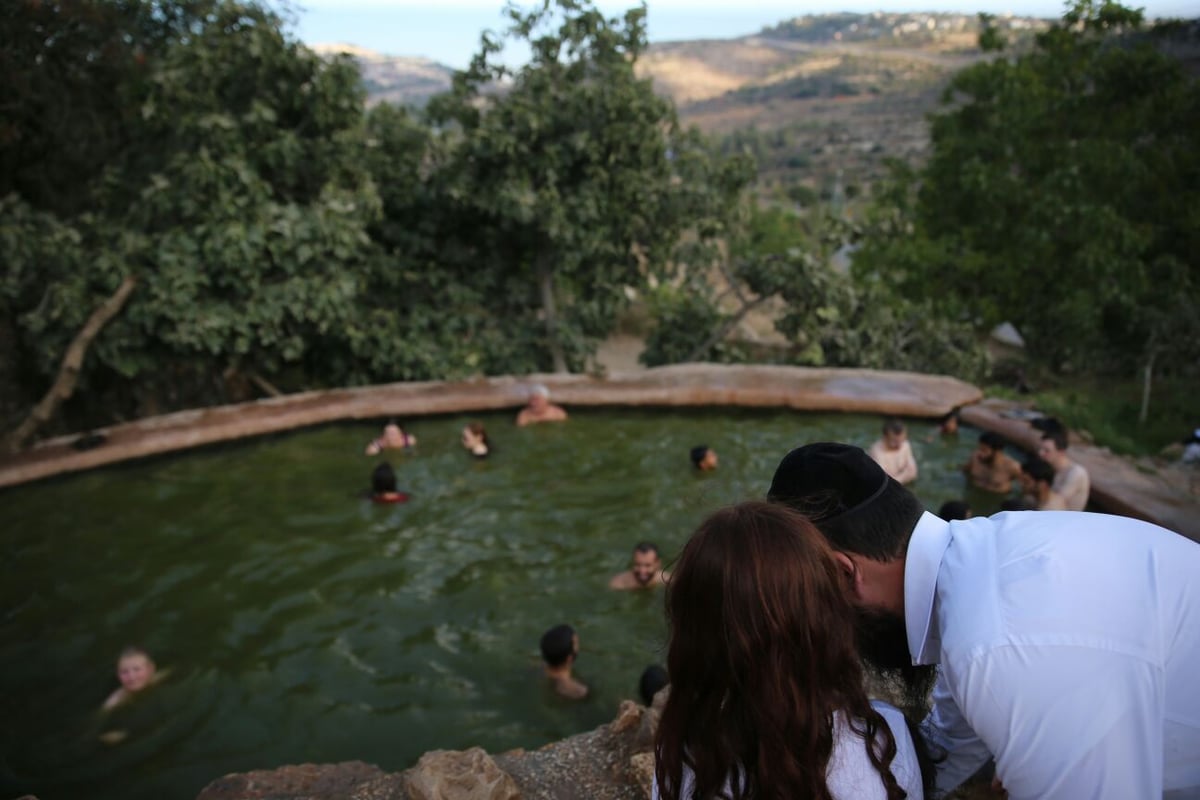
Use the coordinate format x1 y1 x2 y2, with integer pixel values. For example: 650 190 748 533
0 409 980 800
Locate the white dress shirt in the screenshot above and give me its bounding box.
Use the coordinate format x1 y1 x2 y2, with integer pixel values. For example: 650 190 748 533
907 510 1200 799
653 700 924 800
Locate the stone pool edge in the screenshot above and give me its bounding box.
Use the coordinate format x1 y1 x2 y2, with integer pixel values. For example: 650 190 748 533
0 364 980 490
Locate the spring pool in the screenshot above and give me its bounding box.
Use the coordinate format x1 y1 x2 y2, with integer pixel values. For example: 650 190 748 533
0 409 982 800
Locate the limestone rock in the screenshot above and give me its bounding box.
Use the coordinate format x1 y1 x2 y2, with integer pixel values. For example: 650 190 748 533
609 700 643 735
629 752 656 800
198 761 386 799
403 747 520 800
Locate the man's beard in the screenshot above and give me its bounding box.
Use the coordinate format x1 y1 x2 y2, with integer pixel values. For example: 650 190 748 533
855 606 938 715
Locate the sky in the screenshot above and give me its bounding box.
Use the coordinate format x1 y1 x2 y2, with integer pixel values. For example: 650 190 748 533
292 0 1196 67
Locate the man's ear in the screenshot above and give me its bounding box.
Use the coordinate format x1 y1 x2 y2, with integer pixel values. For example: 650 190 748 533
832 551 865 601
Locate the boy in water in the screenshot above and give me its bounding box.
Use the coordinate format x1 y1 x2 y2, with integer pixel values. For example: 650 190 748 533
103 647 160 711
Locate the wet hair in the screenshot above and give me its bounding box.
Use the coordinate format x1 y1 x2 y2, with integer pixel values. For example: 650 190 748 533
689 445 710 467
979 431 1007 451
940 409 960 425
937 500 971 521
371 462 397 495
639 664 669 706
119 645 152 662
882 418 906 435
539 624 576 667
1022 457 1055 485
466 421 489 442
656 501 910 800
1041 428 1069 452
633 541 660 557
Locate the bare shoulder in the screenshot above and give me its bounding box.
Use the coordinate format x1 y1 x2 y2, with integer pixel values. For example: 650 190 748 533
557 678 589 700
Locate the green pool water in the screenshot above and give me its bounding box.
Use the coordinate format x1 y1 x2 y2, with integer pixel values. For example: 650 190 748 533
0 409 984 800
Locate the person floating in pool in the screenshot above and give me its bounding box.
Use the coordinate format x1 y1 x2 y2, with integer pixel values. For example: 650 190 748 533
516 384 567 427
365 422 416 456
102 647 163 712
689 444 718 471
609 542 670 590
369 462 409 504
461 421 491 459
540 624 588 700
925 409 960 441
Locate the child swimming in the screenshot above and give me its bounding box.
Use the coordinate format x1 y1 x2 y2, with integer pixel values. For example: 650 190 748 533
102 647 162 711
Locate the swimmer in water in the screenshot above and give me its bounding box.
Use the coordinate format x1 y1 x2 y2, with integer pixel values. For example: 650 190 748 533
609 542 670 590
461 421 491 458
365 422 416 456
516 384 567 427
102 647 161 712
689 445 718 471
540 624 588 700
369 462 409 504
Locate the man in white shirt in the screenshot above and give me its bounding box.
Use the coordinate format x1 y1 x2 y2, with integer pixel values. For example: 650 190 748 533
1036 428 1089 510
768 442 1200 800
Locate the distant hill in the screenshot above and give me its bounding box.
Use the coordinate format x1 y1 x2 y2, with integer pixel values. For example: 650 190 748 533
636 12 1051 199
325 13 1057 194
311 43 454 107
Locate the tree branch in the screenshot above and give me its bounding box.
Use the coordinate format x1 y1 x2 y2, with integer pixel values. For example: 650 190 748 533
4 275 137 453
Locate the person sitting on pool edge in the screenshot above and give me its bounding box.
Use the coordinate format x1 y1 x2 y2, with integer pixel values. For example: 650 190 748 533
516 384 567 426
609 542 670 590
689 445 718 471
103 646 163 711
540 624 588 700
369 462 409 504
365 422 416 456
461 421 491 459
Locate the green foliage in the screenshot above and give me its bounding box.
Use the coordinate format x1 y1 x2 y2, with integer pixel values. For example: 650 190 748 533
854 1 1200 377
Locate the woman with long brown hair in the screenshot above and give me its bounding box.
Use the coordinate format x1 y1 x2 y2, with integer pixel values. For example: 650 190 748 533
654 501 924 800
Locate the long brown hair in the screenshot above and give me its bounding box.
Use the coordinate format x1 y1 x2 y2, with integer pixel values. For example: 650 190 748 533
655 501 906 800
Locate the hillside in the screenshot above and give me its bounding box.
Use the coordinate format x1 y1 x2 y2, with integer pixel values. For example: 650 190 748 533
311 42 454 106
332 13 1053 192
636 12 1051 199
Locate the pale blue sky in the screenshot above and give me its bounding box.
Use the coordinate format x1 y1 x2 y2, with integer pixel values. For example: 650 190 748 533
293 0 1194 67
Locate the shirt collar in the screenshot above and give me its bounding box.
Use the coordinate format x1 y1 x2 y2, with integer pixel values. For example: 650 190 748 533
904 511 952 665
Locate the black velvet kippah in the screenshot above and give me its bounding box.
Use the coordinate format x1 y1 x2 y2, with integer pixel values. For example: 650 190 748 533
767 442 890 520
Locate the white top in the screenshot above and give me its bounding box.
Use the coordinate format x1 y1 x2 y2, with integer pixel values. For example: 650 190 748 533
869 439 919 484
652 700 923 800
907 511 1200 799
1050 459 1089 510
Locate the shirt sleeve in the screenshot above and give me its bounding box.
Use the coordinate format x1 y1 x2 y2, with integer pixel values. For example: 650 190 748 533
920 671 993 796
946 645 1163 800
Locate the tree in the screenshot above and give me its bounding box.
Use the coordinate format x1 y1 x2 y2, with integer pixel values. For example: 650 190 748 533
854 1 1200 385
426 0 703 373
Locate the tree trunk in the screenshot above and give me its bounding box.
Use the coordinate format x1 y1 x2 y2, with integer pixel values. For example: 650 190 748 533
538 263 568 374
4 275 137 453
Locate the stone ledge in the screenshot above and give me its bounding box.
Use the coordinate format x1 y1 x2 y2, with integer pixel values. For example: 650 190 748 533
0 364 982 489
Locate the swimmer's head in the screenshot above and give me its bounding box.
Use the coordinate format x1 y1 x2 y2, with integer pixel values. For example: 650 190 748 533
882 418 907 450
690 445 717 471
540 624 578 667
372 462 398 495
382 423 408 446
527 384 549 412
631 542 662 585
639 664 669 706
939 409 960 434
116 647 156 693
